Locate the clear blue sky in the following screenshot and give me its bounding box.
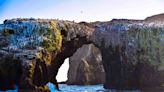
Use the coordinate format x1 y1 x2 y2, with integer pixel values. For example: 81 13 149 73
0 0 164 23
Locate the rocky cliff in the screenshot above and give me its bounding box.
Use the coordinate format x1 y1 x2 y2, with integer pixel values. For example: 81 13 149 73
67 44 105 85
0 19 93 91
91 18 164 90
0 14 164 91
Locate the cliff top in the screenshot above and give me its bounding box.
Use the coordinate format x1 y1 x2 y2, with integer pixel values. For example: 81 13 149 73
145 13 164 22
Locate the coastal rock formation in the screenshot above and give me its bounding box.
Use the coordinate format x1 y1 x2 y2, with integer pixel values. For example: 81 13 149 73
67 44 105 85
0 19 93 91
91 19 164 90
0 13 164 92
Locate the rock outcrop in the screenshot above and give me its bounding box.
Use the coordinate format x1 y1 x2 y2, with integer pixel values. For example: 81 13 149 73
0 13 164 92
0 19 93 91
91 19 164 90
67 44 105 85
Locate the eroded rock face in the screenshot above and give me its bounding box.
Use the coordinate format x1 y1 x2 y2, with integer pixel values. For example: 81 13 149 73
0 19 93 91
0 14 164 92
67 44 105 85
91 19 164 90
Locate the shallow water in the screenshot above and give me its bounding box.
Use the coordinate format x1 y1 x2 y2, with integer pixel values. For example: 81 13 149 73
2 83 141 92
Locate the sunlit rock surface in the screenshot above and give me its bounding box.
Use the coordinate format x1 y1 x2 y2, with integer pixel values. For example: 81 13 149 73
67 44 105 85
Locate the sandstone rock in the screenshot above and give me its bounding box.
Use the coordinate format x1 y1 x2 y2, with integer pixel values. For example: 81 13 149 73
67 44 105 85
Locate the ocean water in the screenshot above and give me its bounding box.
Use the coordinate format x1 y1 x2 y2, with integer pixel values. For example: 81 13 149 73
2 83 141 92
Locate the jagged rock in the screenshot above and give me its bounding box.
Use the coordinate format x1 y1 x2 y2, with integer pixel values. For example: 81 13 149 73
91 19 164 90
67 44 105 85
0 19 93 91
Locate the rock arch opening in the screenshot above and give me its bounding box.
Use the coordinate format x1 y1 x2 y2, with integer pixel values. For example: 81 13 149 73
54 44 105 85
56 58 69 83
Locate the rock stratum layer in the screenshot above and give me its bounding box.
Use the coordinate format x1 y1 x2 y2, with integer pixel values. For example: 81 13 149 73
0 14 164 91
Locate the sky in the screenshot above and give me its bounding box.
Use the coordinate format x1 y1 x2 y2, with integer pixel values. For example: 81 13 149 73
0 0 164 82
56 58 69 82
0 0 164 23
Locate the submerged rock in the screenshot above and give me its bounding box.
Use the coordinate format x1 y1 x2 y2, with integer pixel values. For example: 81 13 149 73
67 44 105 85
